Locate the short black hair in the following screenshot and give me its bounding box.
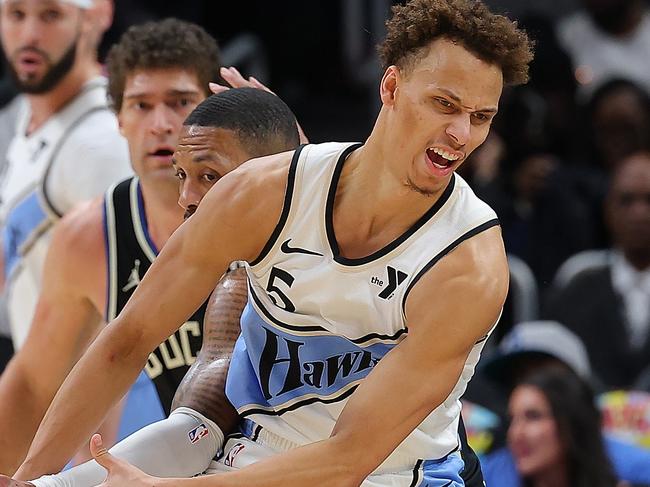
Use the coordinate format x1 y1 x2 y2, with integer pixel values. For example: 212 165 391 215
107 18 221 112
184 88 300 157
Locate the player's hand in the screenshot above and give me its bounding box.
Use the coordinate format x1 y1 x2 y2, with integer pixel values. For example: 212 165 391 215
0 476 34 487
209 66 275 95
90 434 157 487
210 67 309 144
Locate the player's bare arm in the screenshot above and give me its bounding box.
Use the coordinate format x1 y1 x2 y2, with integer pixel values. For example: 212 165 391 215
88 226 508 487
0 199 106 475
15 151 294 480
170 266 248 432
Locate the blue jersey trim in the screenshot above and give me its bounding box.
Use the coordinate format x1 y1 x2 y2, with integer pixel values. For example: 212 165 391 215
136 182 159 254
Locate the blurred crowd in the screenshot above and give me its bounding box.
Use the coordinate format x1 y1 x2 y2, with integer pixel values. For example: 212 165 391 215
0 0 649 486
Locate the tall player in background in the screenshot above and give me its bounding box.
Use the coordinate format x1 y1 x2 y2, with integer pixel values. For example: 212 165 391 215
0 0 132 349
0 18 223 474
16 0 532 485
16 88 300 487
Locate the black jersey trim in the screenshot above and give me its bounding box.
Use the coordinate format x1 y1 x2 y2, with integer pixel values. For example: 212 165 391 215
130 178 158 263
409 459 424 487
474 334 489 345
250 286 407 344
249 145 304 267
409 444 462 486
240 384 358 418
326 165 456 267
102 190 113 321
250 287 327 333
401 218 500 315
103 179 130 321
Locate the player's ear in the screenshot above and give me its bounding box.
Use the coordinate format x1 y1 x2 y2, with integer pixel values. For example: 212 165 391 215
380 65 400 107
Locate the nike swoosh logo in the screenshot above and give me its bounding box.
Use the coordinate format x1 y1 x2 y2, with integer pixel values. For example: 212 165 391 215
281 239 323 256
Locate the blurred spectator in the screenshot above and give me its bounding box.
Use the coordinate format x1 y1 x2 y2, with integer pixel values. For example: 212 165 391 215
545 153 650 389
506 367 618 487
0 0 132 349
460 15 599 287
557 0 650 98
465 321 650 486
586 79 650 172
466 128 596 287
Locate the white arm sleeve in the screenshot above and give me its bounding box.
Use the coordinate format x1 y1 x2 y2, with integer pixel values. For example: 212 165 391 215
31 408 224 487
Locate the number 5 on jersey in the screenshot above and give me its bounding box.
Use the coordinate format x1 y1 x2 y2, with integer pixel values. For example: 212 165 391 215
266 266 296 312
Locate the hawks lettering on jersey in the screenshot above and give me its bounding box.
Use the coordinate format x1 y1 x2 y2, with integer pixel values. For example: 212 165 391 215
226 142 501 471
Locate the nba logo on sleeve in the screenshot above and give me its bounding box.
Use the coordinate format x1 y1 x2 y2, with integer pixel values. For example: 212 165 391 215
224 442 246 467
188 423 209 444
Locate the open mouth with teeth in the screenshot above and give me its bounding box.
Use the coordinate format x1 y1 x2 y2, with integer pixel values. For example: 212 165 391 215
426 147 461 169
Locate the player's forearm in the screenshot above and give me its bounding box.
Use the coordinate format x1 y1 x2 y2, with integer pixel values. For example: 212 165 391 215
15 325 147 480
0 361 47 475
171 359 239 435
161 437 364 487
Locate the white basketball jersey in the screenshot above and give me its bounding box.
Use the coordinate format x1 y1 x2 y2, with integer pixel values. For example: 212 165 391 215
226 142 499 471
0 77 131 347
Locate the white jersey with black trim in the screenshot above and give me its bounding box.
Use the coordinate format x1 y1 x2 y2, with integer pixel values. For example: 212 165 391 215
226 142 500 471
0 77 131 347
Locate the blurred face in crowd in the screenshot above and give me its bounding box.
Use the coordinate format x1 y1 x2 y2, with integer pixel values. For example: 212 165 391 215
593 87 650 170
173 125 251 218
117 68 205 190
381 38 502 196
583 0 640 33
606 154 650 268
508 384 566 480
0 0 87 93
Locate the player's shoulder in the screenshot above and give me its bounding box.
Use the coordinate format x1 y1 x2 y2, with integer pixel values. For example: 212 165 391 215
409 225 509 310
195 149 297 263
207 149 295 213
51 197 105 259
234 149 295 188
56 109 126 160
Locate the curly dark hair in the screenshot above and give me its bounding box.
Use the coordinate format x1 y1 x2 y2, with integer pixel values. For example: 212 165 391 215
378 0 533 86
106 18 221 112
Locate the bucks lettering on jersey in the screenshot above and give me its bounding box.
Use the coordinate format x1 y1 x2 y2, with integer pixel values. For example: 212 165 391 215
104 177 206 414
226 142 500 472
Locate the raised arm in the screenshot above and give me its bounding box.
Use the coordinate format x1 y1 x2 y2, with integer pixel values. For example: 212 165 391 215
0 201 106 476
89 226 509 487
15 152 292 480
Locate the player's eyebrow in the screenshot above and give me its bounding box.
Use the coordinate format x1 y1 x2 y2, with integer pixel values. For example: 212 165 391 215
123 89 202 100
165 89 203 98
438 88 498 113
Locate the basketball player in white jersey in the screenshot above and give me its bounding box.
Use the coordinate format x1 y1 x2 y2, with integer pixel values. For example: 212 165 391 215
4 88 299 487
0 0 133 348
15 0 534 484
0 18 225 474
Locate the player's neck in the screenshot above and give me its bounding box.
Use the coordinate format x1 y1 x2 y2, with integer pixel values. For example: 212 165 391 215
330 142 445 258
353 133 448 216
25 60 101 135
138 179 185 250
